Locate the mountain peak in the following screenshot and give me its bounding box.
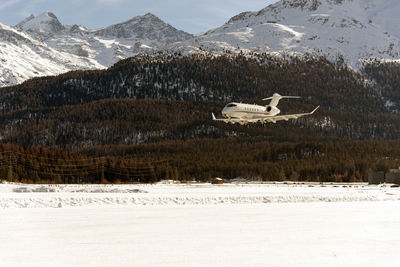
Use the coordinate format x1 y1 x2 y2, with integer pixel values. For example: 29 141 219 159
142 13 158 19
277 0 346 10
94 13 193 41
254 0 352 17
16 11 64 37
122 12 165 28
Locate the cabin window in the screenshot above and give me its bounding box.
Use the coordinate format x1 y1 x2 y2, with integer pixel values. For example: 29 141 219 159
226 104 237 108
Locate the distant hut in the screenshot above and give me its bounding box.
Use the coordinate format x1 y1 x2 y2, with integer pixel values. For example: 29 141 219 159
368 171 385 185
368 167 400 185
211 177 224 184
386 168 400 185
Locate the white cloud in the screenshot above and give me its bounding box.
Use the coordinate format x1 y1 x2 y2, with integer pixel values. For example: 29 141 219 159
14 0 48 21
0 0 21 10
94 0 127 5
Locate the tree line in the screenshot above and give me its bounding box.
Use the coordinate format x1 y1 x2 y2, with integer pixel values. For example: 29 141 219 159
1 138 399 183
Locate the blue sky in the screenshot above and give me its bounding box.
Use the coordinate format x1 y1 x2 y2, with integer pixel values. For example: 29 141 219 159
0 0 277 34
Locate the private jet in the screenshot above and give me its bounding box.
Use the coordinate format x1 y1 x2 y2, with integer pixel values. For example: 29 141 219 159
212 93 319 125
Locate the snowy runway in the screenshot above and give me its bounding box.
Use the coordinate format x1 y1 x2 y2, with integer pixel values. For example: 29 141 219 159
0 183 399 266
1 182 400 208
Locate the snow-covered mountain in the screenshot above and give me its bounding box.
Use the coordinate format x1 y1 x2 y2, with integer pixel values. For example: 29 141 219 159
0 22 102 87
172 0 400 67
3 1 400 87
16 12 64 38
0 12 193 87
44 12 193 67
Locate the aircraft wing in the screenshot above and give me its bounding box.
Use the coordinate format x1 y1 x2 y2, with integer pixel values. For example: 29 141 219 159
211 113 226 121
212 106 319 125
260 106 320 123
211 113 256 125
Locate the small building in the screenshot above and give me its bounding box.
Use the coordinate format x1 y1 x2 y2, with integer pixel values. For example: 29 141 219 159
368 171 385 185
211 177 224 184
368 168 400 185
385 169 400 184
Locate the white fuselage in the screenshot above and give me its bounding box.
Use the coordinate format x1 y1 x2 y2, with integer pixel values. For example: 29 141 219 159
222 102 280 119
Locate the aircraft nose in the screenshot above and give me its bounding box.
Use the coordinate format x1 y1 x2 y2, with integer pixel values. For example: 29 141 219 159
222 107 228 117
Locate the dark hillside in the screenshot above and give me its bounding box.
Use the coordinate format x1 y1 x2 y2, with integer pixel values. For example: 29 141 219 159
2 98 400 148
0 53 384 114
1 53 399 148
362 60 400 114
1 53 400 182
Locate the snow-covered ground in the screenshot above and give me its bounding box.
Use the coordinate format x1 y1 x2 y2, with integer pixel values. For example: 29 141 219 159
0 182 399 208
0 182 399 266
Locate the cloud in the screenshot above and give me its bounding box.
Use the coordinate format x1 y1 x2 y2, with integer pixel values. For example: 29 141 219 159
0 0 21 10
14 0 48 20
94 0 127 5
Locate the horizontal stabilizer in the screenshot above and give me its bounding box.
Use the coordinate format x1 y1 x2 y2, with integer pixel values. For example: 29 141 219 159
262 95 301 101
262 93 301 107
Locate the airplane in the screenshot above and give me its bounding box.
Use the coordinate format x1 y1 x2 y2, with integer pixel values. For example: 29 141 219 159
212 93 319 125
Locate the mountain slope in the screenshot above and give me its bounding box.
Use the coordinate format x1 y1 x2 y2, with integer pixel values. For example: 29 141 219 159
172 0 400 67
0 22 102 87
94 13 192 43
44 12 194 67
3 1 400 86
0 12 193 87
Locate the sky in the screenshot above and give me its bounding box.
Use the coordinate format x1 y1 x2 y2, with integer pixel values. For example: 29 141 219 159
0 0 277 34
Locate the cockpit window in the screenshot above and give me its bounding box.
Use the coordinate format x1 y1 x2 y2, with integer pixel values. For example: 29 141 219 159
226 104 237 108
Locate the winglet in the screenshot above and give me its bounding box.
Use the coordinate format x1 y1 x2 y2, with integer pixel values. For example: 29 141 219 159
310 106 320 114
212 113 216 120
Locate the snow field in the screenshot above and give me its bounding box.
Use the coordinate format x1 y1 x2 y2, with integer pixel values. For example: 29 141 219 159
1 182 400 209
0 202 399 267
1 183 399 266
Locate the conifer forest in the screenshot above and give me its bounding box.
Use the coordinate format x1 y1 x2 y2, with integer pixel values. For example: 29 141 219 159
1 53 400 183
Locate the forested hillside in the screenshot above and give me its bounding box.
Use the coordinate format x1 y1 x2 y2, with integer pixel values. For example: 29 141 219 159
1 53 399 145
362 59 400 114
1 53 400 182
0 53 384 113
